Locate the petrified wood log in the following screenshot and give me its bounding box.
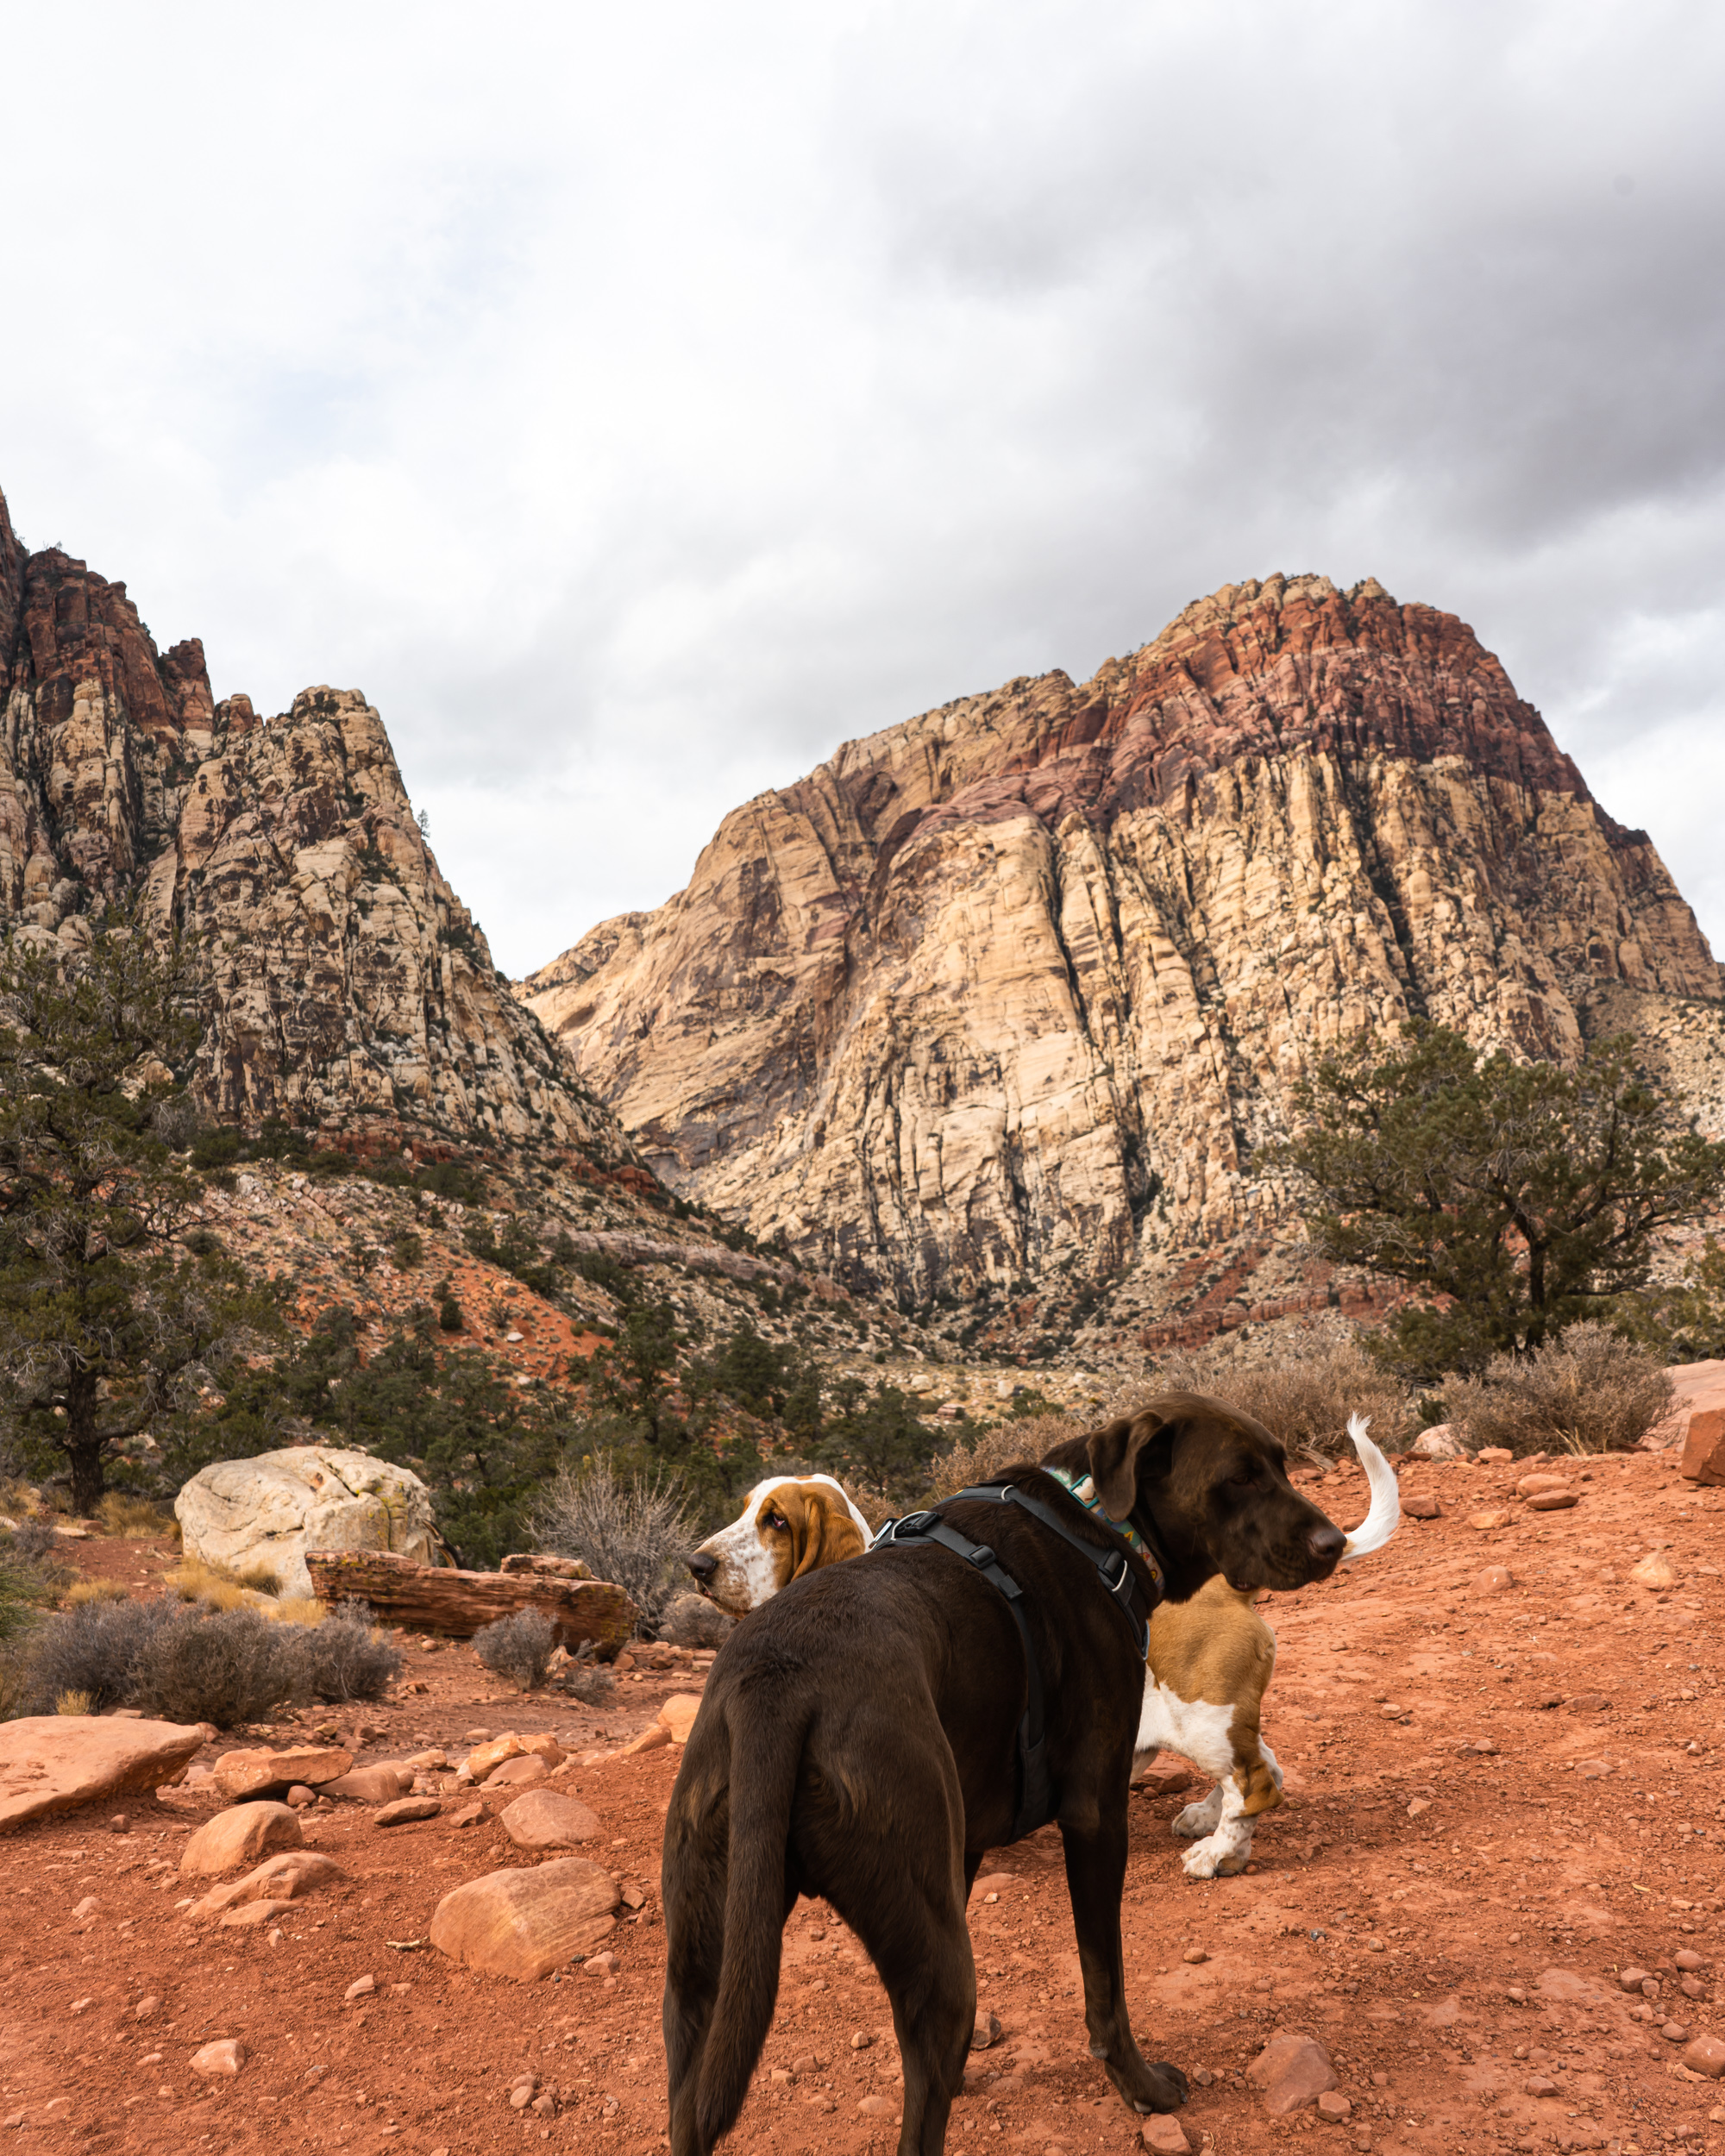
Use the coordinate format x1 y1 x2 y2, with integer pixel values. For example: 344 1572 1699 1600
304 1549 637 1651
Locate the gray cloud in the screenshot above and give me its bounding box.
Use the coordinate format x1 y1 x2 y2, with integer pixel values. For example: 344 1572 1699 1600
2 0 1721 975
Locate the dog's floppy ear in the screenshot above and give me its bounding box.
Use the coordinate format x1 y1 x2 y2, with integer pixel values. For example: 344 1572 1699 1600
1086 1410 1168 1522
786 1482 866 1580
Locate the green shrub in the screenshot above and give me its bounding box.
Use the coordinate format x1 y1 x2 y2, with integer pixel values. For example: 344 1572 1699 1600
1440 1323 1674 1457
474 1608 555 1691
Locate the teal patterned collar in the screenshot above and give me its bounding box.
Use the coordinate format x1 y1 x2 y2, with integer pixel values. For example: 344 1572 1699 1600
1042 1464 1149 1557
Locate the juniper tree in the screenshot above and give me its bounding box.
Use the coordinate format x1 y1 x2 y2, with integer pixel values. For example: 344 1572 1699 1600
1276 1021 1725 1377
0 916 276 1511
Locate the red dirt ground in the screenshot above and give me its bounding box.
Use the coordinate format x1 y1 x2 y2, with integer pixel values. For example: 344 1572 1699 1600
2 1447 1722 2156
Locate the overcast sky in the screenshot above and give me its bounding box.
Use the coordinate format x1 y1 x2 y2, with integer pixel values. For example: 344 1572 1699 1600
3 1 1722 977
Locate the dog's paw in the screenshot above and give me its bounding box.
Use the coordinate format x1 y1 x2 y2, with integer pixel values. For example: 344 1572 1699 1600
1170 1801 1218 1839
1181 1837 1250 1879
1130 2063 1189 2114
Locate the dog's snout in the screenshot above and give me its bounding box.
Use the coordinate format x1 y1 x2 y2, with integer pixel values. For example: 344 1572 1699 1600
687 1551 718 1583
1306 1522 1345 1567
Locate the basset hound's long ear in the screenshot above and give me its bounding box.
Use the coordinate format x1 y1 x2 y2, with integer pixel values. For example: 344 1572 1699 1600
787 1482 867 1580
1085 1410 1170 1523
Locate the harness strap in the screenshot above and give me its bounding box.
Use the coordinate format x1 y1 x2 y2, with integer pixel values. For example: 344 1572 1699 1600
872 1507 1052 1843
948 1480 1157 1660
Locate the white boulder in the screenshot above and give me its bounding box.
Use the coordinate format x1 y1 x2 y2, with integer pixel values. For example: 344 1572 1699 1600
175 1445 439 1599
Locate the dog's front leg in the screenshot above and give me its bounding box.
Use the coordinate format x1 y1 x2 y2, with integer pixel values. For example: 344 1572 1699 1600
1059 1819 1189 2117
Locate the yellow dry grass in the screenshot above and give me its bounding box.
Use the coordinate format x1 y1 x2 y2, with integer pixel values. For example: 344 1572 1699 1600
95 1494 176 1538
54 1689 94 1715
64 1580 129 1607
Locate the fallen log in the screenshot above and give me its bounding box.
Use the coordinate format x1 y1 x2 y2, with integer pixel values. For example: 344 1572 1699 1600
304 1549 637 1652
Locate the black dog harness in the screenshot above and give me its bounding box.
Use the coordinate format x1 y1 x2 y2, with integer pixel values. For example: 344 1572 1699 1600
872 1476 1164 1843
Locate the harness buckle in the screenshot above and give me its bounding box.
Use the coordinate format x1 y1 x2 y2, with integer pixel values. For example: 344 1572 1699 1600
968 1544 996 1568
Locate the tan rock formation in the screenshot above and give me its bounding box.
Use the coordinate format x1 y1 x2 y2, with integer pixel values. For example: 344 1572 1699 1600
524 574 1719 1315
0 484 631 1168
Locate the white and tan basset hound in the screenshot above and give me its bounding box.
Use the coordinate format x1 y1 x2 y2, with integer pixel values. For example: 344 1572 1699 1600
687 1473 873 1610
687 1423 1399 1879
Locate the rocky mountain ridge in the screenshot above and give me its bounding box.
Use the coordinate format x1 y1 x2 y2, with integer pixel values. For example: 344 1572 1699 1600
0 484 624 1170
522 573 1723 1350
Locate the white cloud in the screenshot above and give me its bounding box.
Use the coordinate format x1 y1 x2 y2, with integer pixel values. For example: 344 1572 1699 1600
3 0 1722 975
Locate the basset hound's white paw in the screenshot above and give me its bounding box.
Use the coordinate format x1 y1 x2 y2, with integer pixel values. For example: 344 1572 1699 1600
1181 1833 1251 1879
1170 1789 1225 1839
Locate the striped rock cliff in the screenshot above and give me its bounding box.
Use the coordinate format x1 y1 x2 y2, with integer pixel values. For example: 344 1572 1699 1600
521 573 1720 1322
0 484 625 1164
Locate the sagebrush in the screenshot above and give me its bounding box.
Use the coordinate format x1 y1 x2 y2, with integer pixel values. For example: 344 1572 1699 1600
6 1595 399 1725
559 1639 616 1708
474 1608 556 1691
531 1459 694 1627
1441 1323 1674 1457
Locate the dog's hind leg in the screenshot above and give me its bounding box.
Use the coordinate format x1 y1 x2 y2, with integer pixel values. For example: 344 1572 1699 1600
1180 1741 1283 1879
1060 1814 1189 2119
662 1775 732 2155
821 1755 973 2155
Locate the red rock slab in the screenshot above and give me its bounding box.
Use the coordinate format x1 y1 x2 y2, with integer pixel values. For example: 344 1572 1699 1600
321 1765 409 1803
485 1756 550 1791
1681 1406 1725 1486
429 1858 620 1981
212 1745 352 1801
0 1716 206 1835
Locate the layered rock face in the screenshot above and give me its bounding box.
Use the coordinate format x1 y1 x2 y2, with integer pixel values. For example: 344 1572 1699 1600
0 485 623 1160
524 574 1719 1308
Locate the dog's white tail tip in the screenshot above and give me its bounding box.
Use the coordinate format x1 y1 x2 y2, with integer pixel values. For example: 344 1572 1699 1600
1339 1411 1401 1561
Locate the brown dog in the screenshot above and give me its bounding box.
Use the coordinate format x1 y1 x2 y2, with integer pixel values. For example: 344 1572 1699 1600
662 1394 1346 2156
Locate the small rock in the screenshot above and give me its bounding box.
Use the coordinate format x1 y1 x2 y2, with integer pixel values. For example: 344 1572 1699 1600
856 2095 894 2117
1682 2034 1725 2078
1182 1947 1209 1965
466 1733 525 1780
1677 1950 1709 1971
1662 2021 1691 2043
448 1802 485 1829
850 2033 874 2050
190 2039 245 2078
219 1896 298 1930
658 1695 703 1744
133 1996 160 2021
1682 1975 1705 1999
1137 1760 1195 1796
1527 1489 1578 1512
1629 1552 1678 1591
1408 1424 1462 1458
486 1756 550 1790
659 1593 735 1649
320 1766 409 1803
108 1814 129 1834
71 1895 97 1922
969 2011 1001 2051
1564 1693 1612 1714
70 1996 92 2014
612 1723 671 1758
501 1791 602 1850
344 1974 375 2001
586 1950 619 1976
1247 2033 1337 2115
1473 1565 1515 1594
1467 1509 1512 1532
1476 1446 1513 1463
179 1802 304 1876
285 1785 317 1808
1316 2092 1352 2120
1140 2117 1190 2153
185 1852 342 1919
375 1796 442 1827
430 1861 621 1982
1618 1967 1652 1993
1516 1473 1571 1497
1406 1798 1430 1818
1401 1492 1440 1520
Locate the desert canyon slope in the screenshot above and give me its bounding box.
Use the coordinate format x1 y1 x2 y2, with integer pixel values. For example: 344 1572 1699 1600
523 575 1723 1336
0 486 624 1170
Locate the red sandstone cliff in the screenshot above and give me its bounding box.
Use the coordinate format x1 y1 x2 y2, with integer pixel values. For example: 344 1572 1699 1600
0 484 628 1168
522 573 1720 1326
